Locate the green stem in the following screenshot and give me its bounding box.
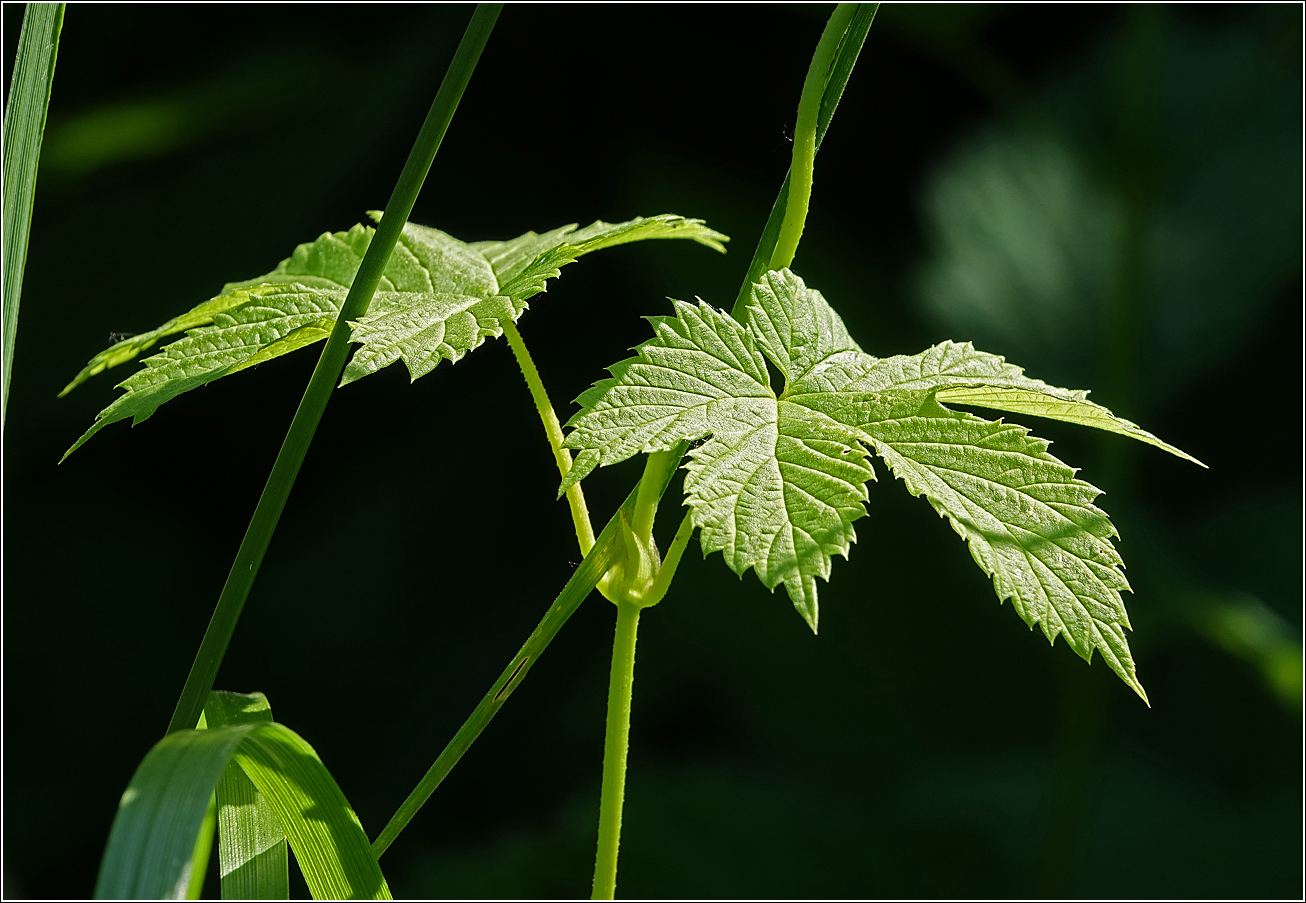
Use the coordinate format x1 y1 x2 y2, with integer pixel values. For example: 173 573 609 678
642 511 694 607
586 8 880 894
377 3 880 874
732 2 878 317
2 2 64 431
770 3 856 270
371 443 687 858
592 599 642 901
503 319 597 554
164 3 503 737
630 449 679 544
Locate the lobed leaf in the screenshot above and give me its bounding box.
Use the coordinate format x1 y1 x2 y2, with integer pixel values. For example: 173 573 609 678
564 268 1199 693
345 215 727 382
562 290 875 631
62 215 726 457
837 400 1145 700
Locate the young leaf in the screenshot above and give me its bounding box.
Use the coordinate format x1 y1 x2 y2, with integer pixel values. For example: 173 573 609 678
561 294 876 631
342 215 728 384
61 215 726 457
564 268 1199 696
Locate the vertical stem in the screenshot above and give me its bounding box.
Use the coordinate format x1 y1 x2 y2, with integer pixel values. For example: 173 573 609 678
770 3 858 271
592 599 642 901
164 3 503 737
502 320 596 554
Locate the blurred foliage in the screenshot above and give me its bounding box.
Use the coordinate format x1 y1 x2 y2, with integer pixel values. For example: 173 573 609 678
3 4 1300 899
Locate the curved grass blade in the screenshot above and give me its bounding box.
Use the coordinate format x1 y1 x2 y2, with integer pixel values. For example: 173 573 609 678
184 792 217 900
96 712 389 900
3 2 64 429
204 692 289 900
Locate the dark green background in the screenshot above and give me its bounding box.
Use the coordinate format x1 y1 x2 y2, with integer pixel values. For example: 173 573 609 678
4 3 1301 898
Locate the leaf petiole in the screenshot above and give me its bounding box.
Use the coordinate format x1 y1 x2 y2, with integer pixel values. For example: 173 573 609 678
503 319 598 553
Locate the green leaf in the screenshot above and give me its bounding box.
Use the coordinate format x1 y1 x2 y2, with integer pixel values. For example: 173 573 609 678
61 283 345 460
96 703 390 900
203 692 289 900
3 2 64 429
62 215 726 457
561 287 875 631
856 405 1145 701
342 215 728 384
933 384 1205 466
565 268 1199 693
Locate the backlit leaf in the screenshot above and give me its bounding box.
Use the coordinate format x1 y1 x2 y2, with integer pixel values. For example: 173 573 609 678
564 268 1199 695
62 215 726 457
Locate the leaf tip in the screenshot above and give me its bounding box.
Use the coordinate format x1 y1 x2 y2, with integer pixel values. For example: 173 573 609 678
1131 679 1151 707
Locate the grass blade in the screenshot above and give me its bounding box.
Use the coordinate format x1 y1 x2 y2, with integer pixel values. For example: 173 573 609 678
184 793 217 900
234 724 390 900
96 723 250 898
97 698 390 900
164 3 504 737
372 440 688 858
2 2 64 429
204 692 289 900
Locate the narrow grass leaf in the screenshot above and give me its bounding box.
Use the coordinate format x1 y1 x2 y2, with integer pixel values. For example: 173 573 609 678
96 717 390 900
203 692 289 900
3 2 64 428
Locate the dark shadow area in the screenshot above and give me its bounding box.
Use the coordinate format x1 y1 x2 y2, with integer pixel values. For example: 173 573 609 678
4 3 1301 899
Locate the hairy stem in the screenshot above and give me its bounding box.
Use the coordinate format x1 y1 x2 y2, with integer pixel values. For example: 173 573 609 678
164 3 503 736
592 599 642 901
503 320 597 554
585 8 879 893
771 3 857 270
